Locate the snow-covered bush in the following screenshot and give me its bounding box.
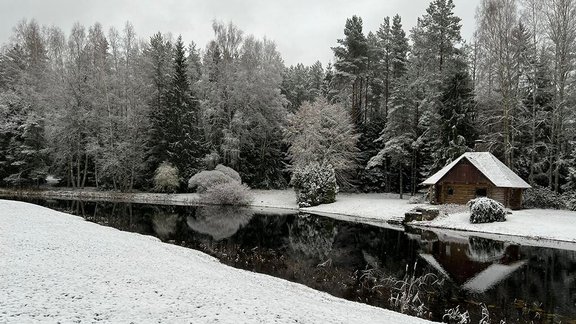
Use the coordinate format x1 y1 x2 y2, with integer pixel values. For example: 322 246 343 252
200 181 253 206
188 165 251 206
523 187 565 209
153 162 179 193
291 162 338 207
188 168 236 193
214 164 241 183
467 197 507 224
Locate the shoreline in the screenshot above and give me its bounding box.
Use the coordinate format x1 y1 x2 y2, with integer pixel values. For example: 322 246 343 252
2 187 576 246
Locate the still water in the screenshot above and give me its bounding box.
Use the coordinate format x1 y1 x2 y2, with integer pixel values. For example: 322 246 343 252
10 198 576 323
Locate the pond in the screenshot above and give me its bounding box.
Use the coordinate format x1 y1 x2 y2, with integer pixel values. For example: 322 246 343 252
7 197 576 323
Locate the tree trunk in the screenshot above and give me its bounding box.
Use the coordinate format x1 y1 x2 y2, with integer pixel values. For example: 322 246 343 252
399 165 403 199
81 153 88 188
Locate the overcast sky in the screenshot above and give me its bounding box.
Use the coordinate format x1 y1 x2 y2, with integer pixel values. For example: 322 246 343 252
0 0 480 66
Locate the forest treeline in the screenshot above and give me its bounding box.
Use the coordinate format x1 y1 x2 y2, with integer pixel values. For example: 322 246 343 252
1 0 575 195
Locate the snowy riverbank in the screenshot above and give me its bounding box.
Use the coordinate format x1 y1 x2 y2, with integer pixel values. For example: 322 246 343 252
0 188 418 223
2 188 576 243
0 199 431 323
413 208 576 244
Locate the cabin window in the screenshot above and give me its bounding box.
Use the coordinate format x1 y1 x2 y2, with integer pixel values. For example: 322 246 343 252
447 187 454 195
476 188 487 197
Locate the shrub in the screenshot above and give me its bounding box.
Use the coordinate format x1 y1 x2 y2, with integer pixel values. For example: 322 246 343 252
188 165 251 206
200 181 253 206
214 164 241 183
467 197 507 224
523 187 565 209
291 162 338 207
188 169 236 193
153 162 179 193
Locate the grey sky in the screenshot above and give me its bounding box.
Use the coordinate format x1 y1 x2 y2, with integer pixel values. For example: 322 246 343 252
0 0 480 66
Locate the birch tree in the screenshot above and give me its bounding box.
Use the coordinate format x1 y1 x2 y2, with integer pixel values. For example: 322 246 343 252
544 0 576 191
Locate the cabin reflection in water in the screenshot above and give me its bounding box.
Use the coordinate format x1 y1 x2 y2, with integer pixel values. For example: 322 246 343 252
413 230 525 292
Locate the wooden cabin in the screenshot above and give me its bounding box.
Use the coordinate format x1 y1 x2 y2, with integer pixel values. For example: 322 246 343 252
422 152 531 210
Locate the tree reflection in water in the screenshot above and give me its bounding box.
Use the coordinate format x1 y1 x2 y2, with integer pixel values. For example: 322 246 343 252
152 212 180 240
186 206 254 240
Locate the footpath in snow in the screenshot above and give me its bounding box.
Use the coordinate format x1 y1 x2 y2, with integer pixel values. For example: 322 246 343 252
0 199 431 324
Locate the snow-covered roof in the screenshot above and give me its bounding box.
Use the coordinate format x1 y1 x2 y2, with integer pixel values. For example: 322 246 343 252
422 152 531 188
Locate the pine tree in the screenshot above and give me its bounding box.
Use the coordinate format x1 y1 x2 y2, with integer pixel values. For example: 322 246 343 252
332 16 369 127
409 0 465 185
420 0 462 73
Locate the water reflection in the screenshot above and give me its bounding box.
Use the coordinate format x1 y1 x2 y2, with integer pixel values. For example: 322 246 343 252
187 206 254 240
152 212 179 240
9 197 576 323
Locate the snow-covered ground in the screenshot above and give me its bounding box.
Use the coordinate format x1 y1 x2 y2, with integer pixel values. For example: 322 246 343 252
0 199 431 324
414 208 576 244
302 192 418 223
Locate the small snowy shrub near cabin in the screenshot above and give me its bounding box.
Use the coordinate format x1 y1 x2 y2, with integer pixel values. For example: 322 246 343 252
291 162 338 207
467 197 507 224
153 162 179 193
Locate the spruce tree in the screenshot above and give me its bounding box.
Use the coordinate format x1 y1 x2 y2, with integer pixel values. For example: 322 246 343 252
146 33 173 174
166 35 203 184
437 55 477 164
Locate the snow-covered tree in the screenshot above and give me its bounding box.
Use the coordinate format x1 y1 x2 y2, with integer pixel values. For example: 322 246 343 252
200 22 287 188
332 15 369 127
166 35 204 182
153 161 179 193
285 97 358 175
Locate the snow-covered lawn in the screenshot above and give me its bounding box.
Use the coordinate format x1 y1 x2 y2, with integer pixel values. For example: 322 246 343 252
302 192 419 223
415 208 576 244
0 199 431 324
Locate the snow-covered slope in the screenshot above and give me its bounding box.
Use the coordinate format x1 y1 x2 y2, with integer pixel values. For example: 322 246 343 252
0 199 431 324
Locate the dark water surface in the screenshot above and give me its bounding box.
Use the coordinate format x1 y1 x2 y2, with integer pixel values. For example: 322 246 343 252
8 198 576 323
